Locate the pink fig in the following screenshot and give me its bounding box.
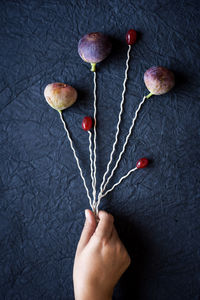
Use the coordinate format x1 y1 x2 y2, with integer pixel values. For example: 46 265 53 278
144 66 175 95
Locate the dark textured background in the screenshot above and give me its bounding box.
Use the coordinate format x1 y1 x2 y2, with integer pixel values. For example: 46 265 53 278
0 0 200 299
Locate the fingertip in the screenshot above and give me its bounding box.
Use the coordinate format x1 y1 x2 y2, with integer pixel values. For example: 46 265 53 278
98 210 114 223
85 209 95 224
77 209 97 250
95 211 114 239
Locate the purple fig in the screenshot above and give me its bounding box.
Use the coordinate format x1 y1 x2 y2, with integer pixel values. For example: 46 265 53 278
78 32 112 71
44 83 77 111
144 66 175 95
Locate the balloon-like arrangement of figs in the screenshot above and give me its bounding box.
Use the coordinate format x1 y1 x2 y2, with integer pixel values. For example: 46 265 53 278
44 30 175 214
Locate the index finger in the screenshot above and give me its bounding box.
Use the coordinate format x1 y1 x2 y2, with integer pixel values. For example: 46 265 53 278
95 210 114 240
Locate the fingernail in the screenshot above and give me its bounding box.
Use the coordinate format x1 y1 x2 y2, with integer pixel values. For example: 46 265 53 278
85 209 89 220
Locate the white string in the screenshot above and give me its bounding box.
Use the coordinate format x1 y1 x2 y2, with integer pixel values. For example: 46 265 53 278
100 167 138 199
99 45 132 199
93 71 97 209
97 95 148 209
58 110 94 211
101 95 147 194
88 131 95 200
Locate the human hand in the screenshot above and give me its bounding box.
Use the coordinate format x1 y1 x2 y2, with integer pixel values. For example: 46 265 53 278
73 210 131 300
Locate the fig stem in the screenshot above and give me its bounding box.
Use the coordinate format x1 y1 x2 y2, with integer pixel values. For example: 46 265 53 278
91 63 96 72
146 92 153 99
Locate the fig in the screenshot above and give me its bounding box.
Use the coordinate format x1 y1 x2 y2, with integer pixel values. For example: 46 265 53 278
44 83 77 111
144 66 175 95
78 32 112 71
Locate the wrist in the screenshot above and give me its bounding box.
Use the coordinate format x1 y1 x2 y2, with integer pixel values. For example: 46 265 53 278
74 285 113 300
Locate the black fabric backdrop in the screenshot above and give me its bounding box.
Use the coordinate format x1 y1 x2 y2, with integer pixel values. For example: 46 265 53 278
0 0 200 299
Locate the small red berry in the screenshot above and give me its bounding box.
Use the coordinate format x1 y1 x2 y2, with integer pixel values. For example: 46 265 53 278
126 29 137 45
136 158 149 169
82 116 93 131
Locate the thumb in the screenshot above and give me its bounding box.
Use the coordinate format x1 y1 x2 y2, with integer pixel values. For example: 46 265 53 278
76 209 97 252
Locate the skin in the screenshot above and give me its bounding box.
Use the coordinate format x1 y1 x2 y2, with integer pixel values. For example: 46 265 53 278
78 33 112 63
73 210 131 300
44 82 77 110
144 66 175 95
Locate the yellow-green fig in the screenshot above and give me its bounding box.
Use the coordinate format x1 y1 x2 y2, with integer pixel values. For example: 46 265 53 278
44 83 77 111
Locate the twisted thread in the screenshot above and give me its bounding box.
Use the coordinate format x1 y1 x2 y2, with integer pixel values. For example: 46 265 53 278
99 45 132 198
96 95 148 210
58 110 94 211
88 131 94 194
101 167 138 199
93 71 97 209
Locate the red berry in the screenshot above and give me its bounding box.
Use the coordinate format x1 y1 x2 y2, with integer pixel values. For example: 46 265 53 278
126 29 137 45
82 116 93 131
136 158 149 169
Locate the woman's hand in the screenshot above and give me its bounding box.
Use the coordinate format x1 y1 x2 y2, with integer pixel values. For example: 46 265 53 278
73 210 131 300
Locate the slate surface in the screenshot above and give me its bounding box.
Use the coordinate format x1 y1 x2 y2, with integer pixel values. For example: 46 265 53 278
0 0 200 299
